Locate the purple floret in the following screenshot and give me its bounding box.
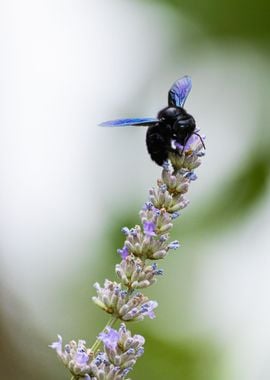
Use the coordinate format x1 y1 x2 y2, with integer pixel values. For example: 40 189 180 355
117 245 129 259
143 221 156 237
99 327 120 350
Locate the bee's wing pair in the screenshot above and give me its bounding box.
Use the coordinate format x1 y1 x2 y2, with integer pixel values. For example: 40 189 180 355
99 76 192 128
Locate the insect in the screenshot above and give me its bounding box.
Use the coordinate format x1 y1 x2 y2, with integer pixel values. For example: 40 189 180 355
99 75 204 166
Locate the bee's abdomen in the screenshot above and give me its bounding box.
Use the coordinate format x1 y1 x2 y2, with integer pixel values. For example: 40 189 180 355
146 125 171 166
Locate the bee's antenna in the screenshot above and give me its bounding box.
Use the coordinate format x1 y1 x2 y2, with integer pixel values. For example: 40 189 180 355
193 132 206 150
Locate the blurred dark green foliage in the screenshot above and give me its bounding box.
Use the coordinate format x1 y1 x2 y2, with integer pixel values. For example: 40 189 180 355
133 332 221 380
142 0 270 43
180 146 270 238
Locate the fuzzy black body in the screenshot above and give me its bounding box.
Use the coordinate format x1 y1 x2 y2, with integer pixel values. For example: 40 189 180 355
99 76 201 166
146 106 196 166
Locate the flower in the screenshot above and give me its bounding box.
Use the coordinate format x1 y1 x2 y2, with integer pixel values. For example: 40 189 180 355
115 255 163 289
175 132 205 153
168 240 181 250
49 337 92 378
99 328 120 350
143 220 156 237
139 300 158 319
117 245 129 260
92 280 158 322
49 334 62 356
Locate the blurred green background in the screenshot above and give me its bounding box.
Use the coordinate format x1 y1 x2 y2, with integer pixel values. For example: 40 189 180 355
0 0 270 379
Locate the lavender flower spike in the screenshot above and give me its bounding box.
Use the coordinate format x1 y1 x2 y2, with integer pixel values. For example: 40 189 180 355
50 87 205 379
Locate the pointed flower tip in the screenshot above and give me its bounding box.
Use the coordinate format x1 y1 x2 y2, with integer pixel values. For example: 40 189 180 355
168 240 181 250
141 300 158 319
184 171 197 181
162 161 170 171
121 227 130 236
49 335 62 355
171 212 181 220
159 184 167 193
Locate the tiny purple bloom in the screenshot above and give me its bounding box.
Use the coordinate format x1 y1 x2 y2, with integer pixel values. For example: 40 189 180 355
197 151 205 157
168 240 180 250
162 161 170 171
76 350 89 366
121 227 130 235
154 208 161 216
130 228 138 237
159 235 167 242
184 171 197 181
175 133 205 152
171 212 181 219
142 301 158 319
117 245 129 259
49 335 62 355
159 184 167 193
143 221 156 237
143 202 153 211
99 328 120 350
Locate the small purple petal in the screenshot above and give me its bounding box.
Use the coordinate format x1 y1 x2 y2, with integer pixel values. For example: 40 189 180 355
117 246 129 259
121 227 130 236
49 335 62 355
159 184 167 193
197 151 205 157
162 161 170 171
143 221 156 237
184 171 197 181
76 350 89 365
99 328 120 350
171 212 181 219
122 367 132 376
130 228 138 237
174 136 195 151
137 347 144 357
159 235 167 242
143 202 153 211
154 208 161 216
140 300 158 319
168 240 180 250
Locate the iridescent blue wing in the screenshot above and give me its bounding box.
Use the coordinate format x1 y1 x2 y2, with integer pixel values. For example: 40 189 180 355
168 75 192 108
99 117 158 127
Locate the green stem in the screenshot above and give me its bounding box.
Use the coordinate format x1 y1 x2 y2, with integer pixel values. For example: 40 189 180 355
90 316 118 354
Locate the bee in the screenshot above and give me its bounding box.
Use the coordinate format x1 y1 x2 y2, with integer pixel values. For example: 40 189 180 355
99 76 204 166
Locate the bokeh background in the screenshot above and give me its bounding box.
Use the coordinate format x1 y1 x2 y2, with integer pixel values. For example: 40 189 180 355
1 1 270 379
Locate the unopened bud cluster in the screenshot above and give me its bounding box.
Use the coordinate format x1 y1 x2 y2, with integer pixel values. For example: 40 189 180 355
116 255 163 290
92 280 158 321
50 134 205 379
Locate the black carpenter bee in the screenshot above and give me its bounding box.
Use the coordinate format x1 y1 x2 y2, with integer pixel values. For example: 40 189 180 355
99 76 204 166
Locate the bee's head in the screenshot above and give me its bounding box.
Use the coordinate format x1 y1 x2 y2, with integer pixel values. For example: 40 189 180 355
173 112 196 141
157 106 184 123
